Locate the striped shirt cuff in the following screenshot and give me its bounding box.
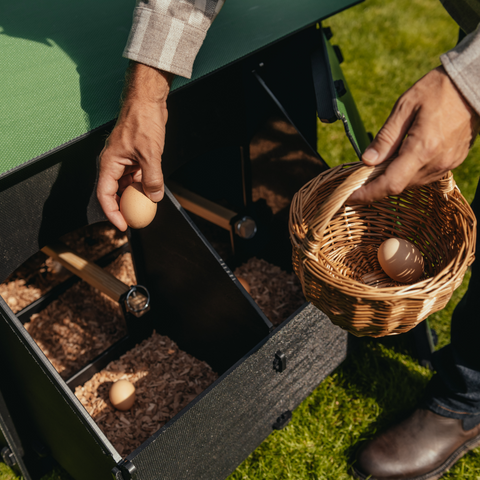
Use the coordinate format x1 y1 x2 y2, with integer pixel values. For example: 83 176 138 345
123 2 223 79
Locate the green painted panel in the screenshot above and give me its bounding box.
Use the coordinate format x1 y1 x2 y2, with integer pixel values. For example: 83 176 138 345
0 0 361 177
0 0 132 177
175 0 362 89
325 33 370 156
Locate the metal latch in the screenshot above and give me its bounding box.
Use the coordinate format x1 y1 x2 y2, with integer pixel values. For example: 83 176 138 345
125 285 150 318
1 446 16 467
273 350 287 373
273 410 292 430
234 216 257 239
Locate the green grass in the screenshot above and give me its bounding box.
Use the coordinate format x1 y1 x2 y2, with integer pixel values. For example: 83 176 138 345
0 464 18 480
2 0 480 479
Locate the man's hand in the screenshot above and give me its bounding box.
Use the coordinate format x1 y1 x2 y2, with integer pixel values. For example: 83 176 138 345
97 62 174 231
348 66 480 204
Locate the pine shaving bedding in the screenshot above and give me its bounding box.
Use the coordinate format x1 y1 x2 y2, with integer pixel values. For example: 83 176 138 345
24 251 134 379
74 331 218 456
0 222 127 313
234 257 305 326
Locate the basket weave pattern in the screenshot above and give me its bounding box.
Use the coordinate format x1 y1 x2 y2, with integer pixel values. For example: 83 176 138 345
289 161 476 337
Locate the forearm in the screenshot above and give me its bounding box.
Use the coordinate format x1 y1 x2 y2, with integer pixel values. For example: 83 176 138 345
99 0 225 230
97 62 172 231
120 61 173 110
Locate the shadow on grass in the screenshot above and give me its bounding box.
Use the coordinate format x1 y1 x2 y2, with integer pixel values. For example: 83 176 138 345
339 336 432 462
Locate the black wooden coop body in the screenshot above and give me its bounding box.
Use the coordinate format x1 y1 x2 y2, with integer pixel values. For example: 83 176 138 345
0 1 370 479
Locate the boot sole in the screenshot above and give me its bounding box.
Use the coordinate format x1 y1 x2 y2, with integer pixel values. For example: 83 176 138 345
351 431 480 480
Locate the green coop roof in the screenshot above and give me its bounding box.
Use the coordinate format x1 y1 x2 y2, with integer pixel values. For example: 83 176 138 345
0 0 360 178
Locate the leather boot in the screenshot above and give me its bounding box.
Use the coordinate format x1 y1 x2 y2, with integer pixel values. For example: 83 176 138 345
352 408 480 480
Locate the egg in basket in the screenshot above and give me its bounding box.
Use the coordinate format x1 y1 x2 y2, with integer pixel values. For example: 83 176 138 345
288 161 476 337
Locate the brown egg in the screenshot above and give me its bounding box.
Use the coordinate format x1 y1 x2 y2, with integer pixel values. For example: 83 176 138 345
378 238 424 283
120 182 157 229
109 380 136 411
237 276 251 294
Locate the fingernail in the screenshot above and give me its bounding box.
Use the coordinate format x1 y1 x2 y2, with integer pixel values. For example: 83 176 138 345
362 148 379 162
146 190 163 202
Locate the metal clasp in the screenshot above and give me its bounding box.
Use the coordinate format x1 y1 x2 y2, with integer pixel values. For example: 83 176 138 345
125 285 150 318
1 447 16 467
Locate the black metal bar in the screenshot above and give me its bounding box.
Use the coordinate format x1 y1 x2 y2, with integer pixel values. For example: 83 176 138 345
252 70 330 171
311 38 337 124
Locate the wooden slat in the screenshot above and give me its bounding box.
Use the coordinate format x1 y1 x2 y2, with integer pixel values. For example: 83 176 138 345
168 181 236 231
42 241 129 302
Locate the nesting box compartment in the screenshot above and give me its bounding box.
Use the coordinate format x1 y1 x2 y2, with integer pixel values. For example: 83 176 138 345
0 196 351 480
0 1 368 478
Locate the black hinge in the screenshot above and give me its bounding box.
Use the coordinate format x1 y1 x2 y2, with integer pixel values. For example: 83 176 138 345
273 351 287 373
112 460 137 480
334 79 347 98
323 26 333 40
273 410 293 430
333 44 344 64
111 467 124 480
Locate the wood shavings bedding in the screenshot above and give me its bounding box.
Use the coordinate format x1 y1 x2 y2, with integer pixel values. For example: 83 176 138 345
234 257 306 326
23 251 135 379
75 331 217 456
0 222 127 313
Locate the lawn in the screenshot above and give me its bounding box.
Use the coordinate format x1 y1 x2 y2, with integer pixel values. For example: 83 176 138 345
2 0 480 479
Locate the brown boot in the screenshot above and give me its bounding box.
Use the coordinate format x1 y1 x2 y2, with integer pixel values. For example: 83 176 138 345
352 408 480 480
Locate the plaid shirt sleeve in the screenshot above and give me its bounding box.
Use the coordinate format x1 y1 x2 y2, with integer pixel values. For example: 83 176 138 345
441 23 480 116
123 0 225 79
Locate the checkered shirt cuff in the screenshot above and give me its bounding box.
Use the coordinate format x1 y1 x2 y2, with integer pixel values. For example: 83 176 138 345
123 0 225 79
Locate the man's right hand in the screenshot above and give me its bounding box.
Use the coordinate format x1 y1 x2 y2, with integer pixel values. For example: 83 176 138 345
347 66 480 205
97 62 173 231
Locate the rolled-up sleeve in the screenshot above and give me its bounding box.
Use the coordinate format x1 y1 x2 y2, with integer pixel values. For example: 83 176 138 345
441 23 480 115
123 0 225 79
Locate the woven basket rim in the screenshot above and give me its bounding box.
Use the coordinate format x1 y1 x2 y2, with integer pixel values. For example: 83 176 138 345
290 161 476 297
289 161 476 336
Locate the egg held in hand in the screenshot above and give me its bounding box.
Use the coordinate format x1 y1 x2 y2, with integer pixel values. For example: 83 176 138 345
377 238 424 283
120 182 157 229
109 379 136 411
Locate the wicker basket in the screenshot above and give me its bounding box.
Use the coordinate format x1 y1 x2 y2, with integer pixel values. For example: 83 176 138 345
289 161 476 337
